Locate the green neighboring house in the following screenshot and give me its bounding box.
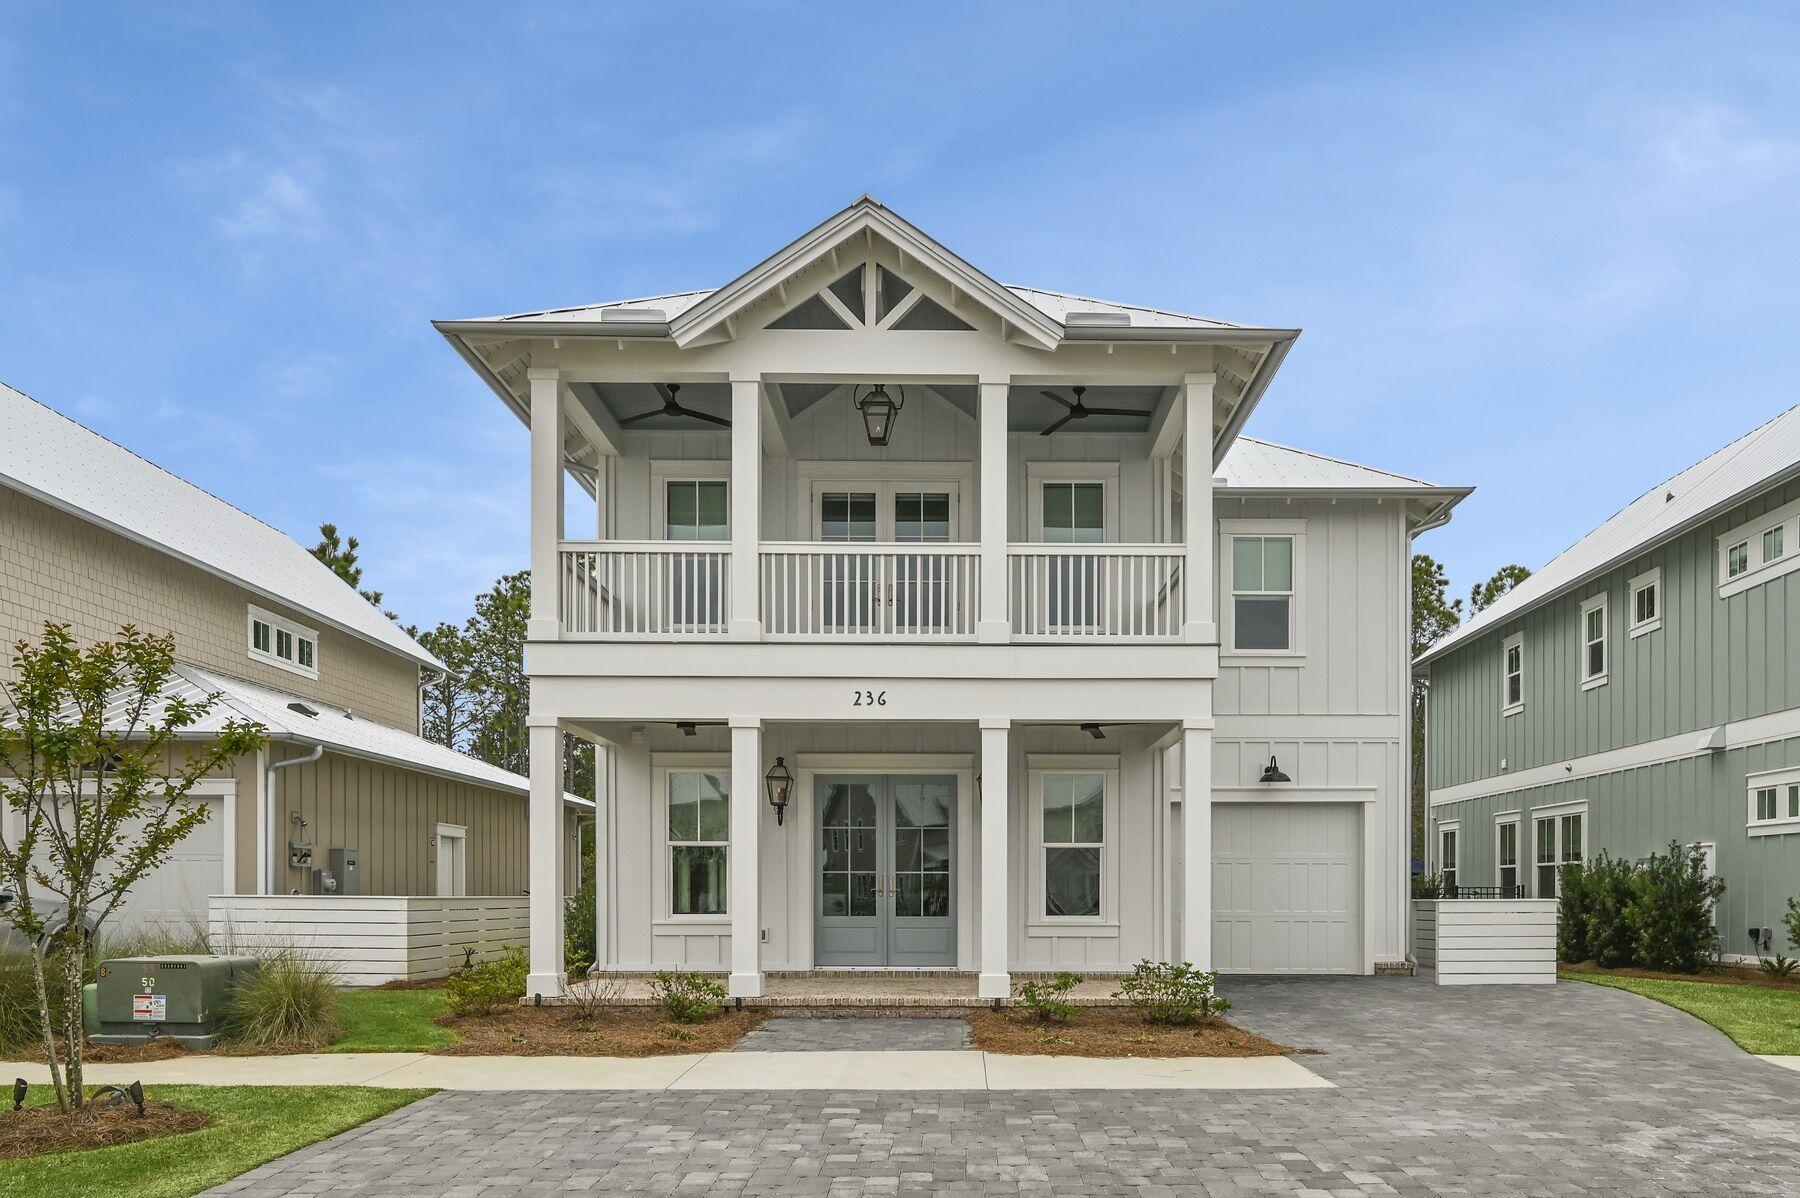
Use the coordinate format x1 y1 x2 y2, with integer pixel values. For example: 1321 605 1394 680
1417 407 1800 963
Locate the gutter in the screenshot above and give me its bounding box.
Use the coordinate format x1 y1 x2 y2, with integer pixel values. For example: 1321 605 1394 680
265 743 322 894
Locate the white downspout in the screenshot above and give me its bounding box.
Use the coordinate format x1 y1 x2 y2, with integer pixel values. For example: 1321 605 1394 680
266 744 323 894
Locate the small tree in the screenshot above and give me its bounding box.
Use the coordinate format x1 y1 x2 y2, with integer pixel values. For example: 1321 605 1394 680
1626 841 1726 973
0 624 266 1112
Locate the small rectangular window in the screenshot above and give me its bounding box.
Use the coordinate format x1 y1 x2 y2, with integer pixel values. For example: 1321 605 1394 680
1231 535 1295 652
252 620 271 653
1502 632 1524 713
1765 526 1786 563
1629 566 1662 637
1728 540 1750 577
1581 597 1607 686
275 629 293 660
1042 772 1104 918
1792 785 1800 819
297 638 314 669
1757 788 1778 821
248 605 320 677
1439 824 1459 893
1496 819 1519 892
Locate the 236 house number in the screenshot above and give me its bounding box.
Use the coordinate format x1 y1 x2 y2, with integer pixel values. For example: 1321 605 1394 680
852 689 888 707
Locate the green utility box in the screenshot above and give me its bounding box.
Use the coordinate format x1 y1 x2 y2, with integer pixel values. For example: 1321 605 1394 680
92 955 259 1050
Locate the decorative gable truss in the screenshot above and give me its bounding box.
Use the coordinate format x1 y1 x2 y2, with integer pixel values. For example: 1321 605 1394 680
768 256 975 332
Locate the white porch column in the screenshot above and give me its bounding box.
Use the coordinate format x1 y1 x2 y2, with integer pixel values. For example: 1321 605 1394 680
977 379 1010 643
528 367 566 642
1179 720 1213 967
978 718 1011 998
728 717 763 997
1182 372 1216 645
729 377 763 640
526 718 566 998
592 737 610 970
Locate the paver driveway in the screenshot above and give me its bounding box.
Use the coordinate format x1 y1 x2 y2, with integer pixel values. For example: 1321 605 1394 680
209 975 1800 1196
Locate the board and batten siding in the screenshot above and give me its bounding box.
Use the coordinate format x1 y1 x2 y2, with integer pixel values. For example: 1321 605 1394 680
1429 735 1800 958
1427 475 1800 791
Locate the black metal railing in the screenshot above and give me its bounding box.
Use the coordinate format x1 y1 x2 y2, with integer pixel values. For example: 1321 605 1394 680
1443 884 1525 899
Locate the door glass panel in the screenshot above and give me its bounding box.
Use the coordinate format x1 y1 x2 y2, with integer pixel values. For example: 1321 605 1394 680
821 783 880 919
891 780 952 924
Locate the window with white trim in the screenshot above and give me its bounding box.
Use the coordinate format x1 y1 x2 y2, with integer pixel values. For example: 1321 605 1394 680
1629 567 1662 637
1580 594 1608 689
1715 496 1800 597
1502 631 1524 715
248 605 318 679
1230 535 1295 652
666 769 729 915
1438 821 1459 893
1533 806 1584 897
1040 772 1105 918
1764 525 1785 563
1746 766 1800 836
1495 815 1520 892
1727 540 1750 578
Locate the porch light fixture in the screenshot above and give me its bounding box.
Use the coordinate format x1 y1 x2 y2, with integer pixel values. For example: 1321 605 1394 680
764 756 793 826
1258 756 1291 784
853 383 904 447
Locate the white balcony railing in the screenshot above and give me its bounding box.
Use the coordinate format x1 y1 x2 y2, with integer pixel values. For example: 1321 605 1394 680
1008 544 1184 641
759 543 980 641
559 541 729 638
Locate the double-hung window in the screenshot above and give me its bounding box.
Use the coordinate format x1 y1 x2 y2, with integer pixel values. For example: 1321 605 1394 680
1230 534 1296 652
1501 631 1524 715
1438 822 1459 893
1533 807 1584 897
1629 567 1662 637
1580 594 1608 689
664 478 728 629
248 605 318 679
666 769 729 916
1040 772 1105 918
1496 816 1520 893
1746 767 1800 836
1041 482 1105 630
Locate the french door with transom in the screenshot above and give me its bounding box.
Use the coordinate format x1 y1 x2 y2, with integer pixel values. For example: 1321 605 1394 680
812 483 963 636
814 775 956 967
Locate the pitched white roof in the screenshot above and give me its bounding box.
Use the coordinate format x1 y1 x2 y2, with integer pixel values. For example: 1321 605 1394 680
0 382 440 671
1418 403 1800 665
1219 437 1460 492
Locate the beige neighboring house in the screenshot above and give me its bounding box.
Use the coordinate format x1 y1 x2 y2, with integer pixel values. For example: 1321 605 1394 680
0 381 585 938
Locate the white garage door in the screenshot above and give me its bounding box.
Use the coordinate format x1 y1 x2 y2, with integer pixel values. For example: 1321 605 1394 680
1212 802 1362 974
27 794 228 939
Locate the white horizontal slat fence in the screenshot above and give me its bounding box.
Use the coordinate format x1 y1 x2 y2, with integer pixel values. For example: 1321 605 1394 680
209 895 529 985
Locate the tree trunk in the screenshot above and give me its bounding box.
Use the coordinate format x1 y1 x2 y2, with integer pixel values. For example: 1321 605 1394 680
61 930 85 1108
27 939 69 1113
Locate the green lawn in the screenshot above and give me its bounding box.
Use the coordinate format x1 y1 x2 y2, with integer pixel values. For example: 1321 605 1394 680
1 1085 430 1198
331 987 454 1052
1564 971 1800 1054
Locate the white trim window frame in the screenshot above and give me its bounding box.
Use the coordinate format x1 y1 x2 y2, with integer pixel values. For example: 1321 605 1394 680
1219 519 1306 658
1025 462 1120 544
1746 765 1800 837
248 604 319 680
656 759 731 919
1437 819 1460 892
1717 495 1800 598
1494 812 1521 893
1027 757 1120 926
1579 593 1609 691
1531 802 1585 897
1628 566 1662 638
1501 631 1525 716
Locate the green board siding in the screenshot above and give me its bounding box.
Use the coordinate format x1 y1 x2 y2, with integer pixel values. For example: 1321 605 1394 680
1428 735 1800 957
1427 476 1800 790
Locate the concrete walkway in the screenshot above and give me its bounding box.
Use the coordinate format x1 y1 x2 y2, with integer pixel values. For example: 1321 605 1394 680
1763 1053 1800 1073
5 1048 1331 1091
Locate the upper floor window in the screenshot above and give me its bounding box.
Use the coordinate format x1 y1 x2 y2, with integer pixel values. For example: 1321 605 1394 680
665 480 728 541
1717 497 1800 598
1502 631 1524 715
1746 766 1800 837
1041 482 1105 543
1230 534 1295 652
1728 540 1750 577
1628 567 1662 637
248 605 318 679
1765 526 1786 562
1580 594 1608 689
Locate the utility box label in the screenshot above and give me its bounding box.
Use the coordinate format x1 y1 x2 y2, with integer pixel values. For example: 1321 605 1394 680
132 993 167 1022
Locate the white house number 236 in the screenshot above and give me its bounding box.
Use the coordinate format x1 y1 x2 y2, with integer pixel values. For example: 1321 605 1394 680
851 689 888 707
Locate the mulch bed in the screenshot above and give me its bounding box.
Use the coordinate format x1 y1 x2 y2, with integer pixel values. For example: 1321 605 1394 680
966 1008 1292 1058
1563 961 1800 993
0 1099 211 1161
431 1006 768 1056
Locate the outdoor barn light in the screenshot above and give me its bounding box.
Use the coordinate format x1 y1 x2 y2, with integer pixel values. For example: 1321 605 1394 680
765 757 794 825
854 383 904 446
1258 756 1291 784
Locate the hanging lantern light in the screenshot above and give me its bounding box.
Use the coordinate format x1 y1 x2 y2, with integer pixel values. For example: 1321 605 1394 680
764 756 794 825
853 383 904 447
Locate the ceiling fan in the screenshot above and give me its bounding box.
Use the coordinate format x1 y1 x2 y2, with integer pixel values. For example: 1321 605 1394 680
1038 386 1148 436
619 383 731 428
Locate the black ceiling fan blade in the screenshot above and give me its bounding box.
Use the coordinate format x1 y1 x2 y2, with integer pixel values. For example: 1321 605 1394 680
675 407 732 428
653 383 677 405
1039 389 1077 411
1039 412 1076 436
1082 406 1151 418
618 409 662 425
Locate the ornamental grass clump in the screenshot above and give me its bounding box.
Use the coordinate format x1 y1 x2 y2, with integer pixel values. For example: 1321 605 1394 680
217 950 343 1050
1112 959 1229 1025
651 970 725 1024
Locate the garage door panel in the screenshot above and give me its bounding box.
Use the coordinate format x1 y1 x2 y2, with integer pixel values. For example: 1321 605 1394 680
30 796 227 938
1212 802 1362 975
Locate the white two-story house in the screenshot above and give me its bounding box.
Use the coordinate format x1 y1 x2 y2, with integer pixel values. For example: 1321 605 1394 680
437 198 1468 999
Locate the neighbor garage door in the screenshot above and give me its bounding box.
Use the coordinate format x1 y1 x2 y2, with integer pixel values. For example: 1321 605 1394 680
1212 802 1362 974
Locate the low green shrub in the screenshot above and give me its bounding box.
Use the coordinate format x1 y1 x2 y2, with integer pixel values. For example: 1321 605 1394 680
1411 872 1445 900
1785 897 1800 955
1556 860 1595 963
1111 959 1229 1025
565 882 596 976
443 945 529 1017
218 950 343 1050
1015 971 1081 1022
1759 954 1797 980
652 970 725 1023
1626 841 1726 973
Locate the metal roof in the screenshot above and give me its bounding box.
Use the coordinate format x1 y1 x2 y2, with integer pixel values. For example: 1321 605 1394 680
0 382 441 672
1418 403 1800 666
1219 437 1460 493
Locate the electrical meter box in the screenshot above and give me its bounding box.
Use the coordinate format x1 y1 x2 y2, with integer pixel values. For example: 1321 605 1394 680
92 955 259 1049
328 847 361 895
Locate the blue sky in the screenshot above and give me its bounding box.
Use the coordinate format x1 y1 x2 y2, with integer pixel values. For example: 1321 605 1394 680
2 4 1798 628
